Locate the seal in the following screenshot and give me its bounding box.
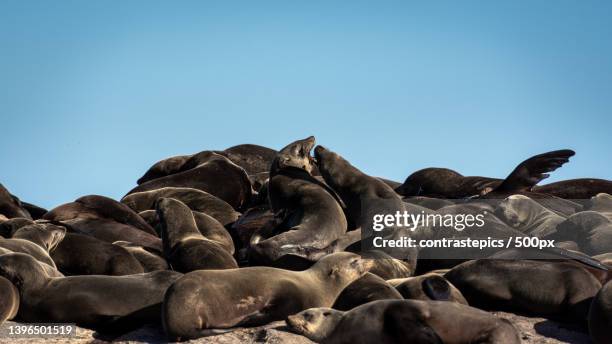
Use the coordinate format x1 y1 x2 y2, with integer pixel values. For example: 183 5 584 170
534 179 612 199
162 252 371 340
44 195 157 235
113 241 169 272
413 202 527 273
395 168 501 198
10 222 145 276
0 246 63 278
388 273 467 304
589 280 612 344
0 252 182 331
44 195 161 251
11 223 66 252
137 154 192 185
495 194 566 237
49 231 145 276
314 145 416 263
0 184 31 219
136 144 276 185
445 259 601 322
332 272 402 311
552 211 612 255
0 275 19 324
222 144 277 175
0 226 62 268
141 152 225 186
286 299 520 344
395 150 575 199
126 153 253 210
314 145 404 228
124 187 240 227
142 208 235 255
588 193 612 219
250 137 347 265
156 197 237 272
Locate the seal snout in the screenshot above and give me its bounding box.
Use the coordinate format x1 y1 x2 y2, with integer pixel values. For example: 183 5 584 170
286 314 307 334
304 136 316 148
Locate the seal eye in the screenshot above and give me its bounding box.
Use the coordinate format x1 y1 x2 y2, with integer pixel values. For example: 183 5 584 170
323 311 331 316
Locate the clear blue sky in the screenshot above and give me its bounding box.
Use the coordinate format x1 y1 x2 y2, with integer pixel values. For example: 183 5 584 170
1 1 611 209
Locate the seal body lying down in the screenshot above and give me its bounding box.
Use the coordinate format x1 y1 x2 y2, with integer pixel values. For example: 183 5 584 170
162 252 371 341
287 299 520 344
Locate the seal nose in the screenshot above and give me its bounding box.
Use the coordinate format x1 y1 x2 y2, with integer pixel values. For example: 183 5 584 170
285 314 302 331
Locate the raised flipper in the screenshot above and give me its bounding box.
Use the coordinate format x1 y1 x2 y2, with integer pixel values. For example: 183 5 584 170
495 150 575 192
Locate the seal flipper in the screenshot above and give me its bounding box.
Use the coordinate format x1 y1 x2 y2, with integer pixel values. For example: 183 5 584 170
495 150 575 192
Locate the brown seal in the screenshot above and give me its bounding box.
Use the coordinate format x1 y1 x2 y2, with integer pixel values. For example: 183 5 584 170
314 145 416 264
0 252 181 331
162 252 371 340
156 198 237 272
0 184 31 219
127 153 253 210
136 144 276 185
445 259 601 322
0 224 64 269
123 187 240 226
250 137 347 265
44 195 161 251
287 299 520 344
0 275 19 324
139 209 234 255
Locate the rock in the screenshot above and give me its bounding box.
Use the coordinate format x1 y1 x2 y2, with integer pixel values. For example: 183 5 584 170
493 312 591 344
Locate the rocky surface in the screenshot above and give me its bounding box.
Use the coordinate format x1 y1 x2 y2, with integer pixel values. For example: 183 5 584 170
1 314 592 343
494 312 591 344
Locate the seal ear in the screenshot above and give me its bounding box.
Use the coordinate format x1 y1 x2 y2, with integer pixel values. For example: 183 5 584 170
495 149 575 192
